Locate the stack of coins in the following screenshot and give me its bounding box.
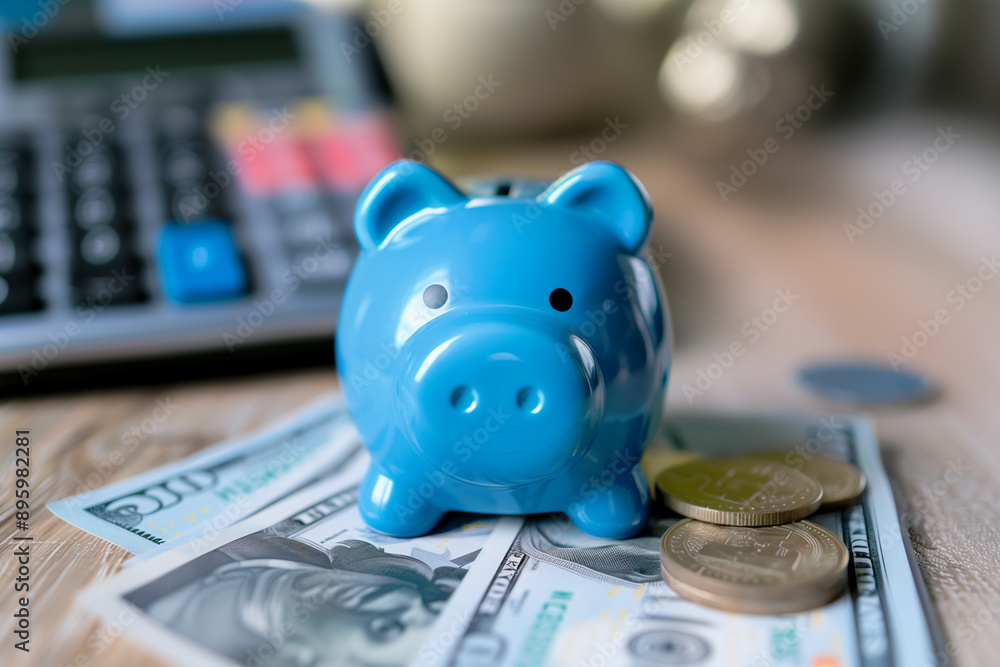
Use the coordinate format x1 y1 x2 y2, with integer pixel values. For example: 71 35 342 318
655 452 866 614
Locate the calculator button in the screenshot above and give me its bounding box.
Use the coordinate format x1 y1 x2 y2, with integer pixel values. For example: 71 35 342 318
0 159 19 195
72 151 116 192
0 232 32 275
0 273 41 315
273 190 322 215
72 272 146 307
260 136 317 192
0 233 17 273
79 227 121 265
72 224 136 277
73 188 118 229
162 144 207 186
0 147 33 195
281 209 337 247
170 189 222 222
0 196 25 233
160 105 202 143
291 243 353 286
158 220 247 303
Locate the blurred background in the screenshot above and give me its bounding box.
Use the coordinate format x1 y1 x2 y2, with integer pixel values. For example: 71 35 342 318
6 5 1000 663
1 0 999 394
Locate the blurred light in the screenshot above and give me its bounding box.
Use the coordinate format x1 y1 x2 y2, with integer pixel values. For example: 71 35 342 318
659 42 744 120
684 0 799 56
724 0 798 55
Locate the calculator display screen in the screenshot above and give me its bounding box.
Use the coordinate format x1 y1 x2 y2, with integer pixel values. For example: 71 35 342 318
12 26 298 81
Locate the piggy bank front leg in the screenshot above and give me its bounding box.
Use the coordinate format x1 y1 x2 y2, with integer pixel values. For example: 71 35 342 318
566 465 650 539
358 464 446 537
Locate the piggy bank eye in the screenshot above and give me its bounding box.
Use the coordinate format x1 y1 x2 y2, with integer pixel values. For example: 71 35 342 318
549 288 573 312
423 284 448 309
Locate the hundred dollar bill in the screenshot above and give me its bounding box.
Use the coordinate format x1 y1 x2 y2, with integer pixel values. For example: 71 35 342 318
420 415 943 667
48 395 364 558
80 454 522 667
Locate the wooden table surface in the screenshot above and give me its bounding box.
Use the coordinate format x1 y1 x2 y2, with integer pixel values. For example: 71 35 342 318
3 119 1000 667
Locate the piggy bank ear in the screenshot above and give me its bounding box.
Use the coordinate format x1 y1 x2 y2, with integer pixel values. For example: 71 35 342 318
354 161 467 252
540 161 652 253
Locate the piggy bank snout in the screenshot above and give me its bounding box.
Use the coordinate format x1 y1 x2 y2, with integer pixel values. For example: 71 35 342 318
398 315 604 485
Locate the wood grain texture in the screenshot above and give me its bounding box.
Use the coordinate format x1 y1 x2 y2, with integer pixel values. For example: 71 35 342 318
2 373 338 667
3 122 1000 666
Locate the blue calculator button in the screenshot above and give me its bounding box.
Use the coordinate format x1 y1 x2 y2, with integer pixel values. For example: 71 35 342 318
158 220 247 303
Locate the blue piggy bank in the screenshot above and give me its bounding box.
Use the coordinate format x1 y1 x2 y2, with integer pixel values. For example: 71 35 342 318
336 160 671 538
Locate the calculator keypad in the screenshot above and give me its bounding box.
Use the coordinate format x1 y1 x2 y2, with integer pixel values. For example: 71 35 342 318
0 144 41 315
66 137 147 308
0 96 400 345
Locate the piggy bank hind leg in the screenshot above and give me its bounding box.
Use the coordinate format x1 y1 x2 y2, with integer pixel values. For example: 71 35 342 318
358 465 446 537
566 467 650 539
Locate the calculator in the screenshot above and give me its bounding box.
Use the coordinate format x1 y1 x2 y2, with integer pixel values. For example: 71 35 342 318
0 3 400 391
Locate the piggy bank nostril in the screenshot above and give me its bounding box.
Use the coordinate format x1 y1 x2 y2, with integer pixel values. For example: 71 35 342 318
516 387 544 414
450 386 478 413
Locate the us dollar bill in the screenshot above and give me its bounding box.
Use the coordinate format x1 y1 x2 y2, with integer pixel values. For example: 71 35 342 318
48 395 364 558
419 415 943 667
81 453 523 667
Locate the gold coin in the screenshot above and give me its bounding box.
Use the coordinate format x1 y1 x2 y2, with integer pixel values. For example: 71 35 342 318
641 446 703 498
750 451 866 510
660 519 848 614
662 570 846 615
656 456 823 526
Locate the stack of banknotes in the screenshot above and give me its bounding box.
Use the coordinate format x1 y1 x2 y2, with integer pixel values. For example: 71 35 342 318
49 396 944 666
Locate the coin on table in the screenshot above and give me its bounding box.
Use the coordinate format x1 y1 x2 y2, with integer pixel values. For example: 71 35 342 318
641 446 703 498
750 451 866 510
660 518 849 614
655 456 823 526
797 361 935 405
